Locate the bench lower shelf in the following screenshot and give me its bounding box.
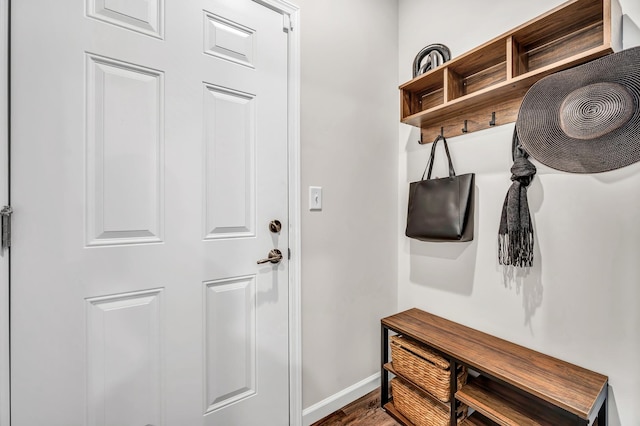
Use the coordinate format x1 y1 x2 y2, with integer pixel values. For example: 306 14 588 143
461 412 500 426
383 401 413 425
456 375 573 425
384 401 501 426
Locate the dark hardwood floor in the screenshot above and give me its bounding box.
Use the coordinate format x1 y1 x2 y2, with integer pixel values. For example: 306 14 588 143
311 389 401 426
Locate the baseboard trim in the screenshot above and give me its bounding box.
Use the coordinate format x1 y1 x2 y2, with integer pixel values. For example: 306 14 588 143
302 372 381 426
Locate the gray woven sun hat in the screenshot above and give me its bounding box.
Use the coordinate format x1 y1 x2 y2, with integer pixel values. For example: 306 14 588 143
516 46 640 173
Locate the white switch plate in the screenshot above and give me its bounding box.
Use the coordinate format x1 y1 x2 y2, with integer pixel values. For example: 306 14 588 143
309 186 322 211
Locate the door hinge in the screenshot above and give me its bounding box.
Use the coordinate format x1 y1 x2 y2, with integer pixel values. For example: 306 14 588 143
288 248 291 260
283 14 293 32
1 205 12 250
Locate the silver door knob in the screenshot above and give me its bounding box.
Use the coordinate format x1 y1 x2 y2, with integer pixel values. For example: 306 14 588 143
257 249 283 264
269 220 282 233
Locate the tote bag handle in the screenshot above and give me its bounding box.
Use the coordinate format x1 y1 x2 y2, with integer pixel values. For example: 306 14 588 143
421 135 456 180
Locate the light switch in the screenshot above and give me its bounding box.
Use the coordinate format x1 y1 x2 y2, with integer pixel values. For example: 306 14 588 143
309 186 322 211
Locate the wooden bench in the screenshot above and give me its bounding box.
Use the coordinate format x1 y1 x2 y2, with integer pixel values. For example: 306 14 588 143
381 308 608 425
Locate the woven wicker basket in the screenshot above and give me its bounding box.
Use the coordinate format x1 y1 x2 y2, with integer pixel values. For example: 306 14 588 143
391 377 467 426
390 335 467 402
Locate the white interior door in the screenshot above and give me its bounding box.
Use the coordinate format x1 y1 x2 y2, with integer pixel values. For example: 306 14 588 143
10 1 291 425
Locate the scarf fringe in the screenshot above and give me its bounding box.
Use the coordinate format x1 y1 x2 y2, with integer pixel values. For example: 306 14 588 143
498 231 534 267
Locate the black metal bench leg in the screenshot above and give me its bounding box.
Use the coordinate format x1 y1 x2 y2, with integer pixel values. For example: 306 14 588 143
597 396 607 426
381 325 389 408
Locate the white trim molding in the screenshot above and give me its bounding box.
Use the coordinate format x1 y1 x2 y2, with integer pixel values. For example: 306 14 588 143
0 0 9 425
302 373 381 426
252 1 302 425
283 4 302 426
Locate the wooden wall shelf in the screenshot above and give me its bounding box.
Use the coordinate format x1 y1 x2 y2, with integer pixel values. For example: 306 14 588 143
400 0 622 142
381 309 609 426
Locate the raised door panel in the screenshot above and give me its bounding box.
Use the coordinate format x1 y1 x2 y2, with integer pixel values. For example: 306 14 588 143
203 84 256 240
87 0 164 38
85 54 164 247
86 289 163 426
203 11 255 68
204 276 257 413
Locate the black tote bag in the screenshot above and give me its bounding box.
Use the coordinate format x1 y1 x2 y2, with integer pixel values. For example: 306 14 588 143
405 135 475 242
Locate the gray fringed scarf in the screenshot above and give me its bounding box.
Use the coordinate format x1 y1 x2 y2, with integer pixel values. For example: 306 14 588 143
498 129 536 267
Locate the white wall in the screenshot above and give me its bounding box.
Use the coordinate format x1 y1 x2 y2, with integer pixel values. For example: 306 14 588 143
398 1 640 425
291 0 640 423
291 0 399 422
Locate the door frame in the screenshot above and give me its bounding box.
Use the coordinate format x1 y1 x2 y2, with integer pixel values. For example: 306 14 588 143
0 0 9 425
258 1 303 424
0 1 301 425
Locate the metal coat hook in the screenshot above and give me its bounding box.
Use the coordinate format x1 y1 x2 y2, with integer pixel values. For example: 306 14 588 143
461 120 468 133
418 127 445 145
489 112 496 126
